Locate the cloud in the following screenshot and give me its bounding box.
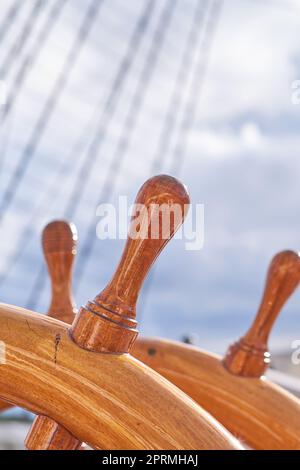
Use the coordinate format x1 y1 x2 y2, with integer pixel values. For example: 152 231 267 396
0 0 299 354
197 0 300 122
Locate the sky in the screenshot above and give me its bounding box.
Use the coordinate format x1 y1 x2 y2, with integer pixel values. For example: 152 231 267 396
0 0 299 356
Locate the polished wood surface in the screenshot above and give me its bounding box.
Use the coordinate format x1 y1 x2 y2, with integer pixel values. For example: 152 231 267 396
1 175 242 449
132 338 300 449
26 220 79 450
26 416 82 450
132 250 300 449
0 401 12 412
67 174 240 449
224 250 300 377
0 304 242 450
0 221 78 415
28 175 192 449
42 220 78 324
70 175 190 354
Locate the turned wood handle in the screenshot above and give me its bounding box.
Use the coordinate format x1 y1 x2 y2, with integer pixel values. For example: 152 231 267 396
26 417 82 450
26 220 80 450
43 220 78 324
70 174 190 354
224 250 300 377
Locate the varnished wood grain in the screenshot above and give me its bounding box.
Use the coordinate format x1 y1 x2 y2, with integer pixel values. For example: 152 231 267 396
0 304 243 450
0 401 12 412
26 220 79 450
224 250 300 377
132 337 300 450
42 220 78 324
0 222 78 414
2 176 243 450
26 416 82 450
29 176 192 449
132 250 300 449
71 175 190 353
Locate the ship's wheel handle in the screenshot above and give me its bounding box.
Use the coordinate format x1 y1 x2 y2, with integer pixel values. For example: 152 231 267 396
224 250 300 377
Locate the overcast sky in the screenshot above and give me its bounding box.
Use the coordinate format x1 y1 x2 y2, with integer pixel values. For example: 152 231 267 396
0 0 299 354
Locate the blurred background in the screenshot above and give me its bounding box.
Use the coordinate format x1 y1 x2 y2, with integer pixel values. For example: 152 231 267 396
0 0 300 448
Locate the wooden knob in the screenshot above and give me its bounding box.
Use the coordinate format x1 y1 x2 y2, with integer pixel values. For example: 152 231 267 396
43 220 78 324
224 250 300 377
25 416 82 450
26 220 80 451
70 175 190 353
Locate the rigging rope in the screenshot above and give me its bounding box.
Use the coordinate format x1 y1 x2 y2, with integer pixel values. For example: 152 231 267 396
140 0 211 322
2 0 69 123
25 0 159 310
140 0 224 324
0 1 154 292
0 125 92 288
72 0 179 293
3 0 222 316
26 0 179 310
0 0 24 47
64 0 157 221
150 0 209 174
170 0 224 176
0 0 69 187
0 0 45 79
0 0 104 223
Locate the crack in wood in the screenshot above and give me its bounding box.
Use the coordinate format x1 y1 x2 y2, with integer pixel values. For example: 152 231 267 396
54 334 61 365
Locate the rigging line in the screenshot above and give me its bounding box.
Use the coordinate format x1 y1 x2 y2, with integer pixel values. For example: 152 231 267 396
23 0 158 311
140 0 224 326
0 0 156 289
0 116 98 289
0 18 143 288
150 0 209 174
0 0 24 46
24 0 214 312
0 112 15 190
25 264 47 313
169 0 224 176
64 0 157 221
3 0 144 125
0 0 46 79
73 0 179 294
139 0 210 325
27 0 164 308
139 0 209 324
0 0 157 286
18 139 91 311
0 0 69 185
1 0 192 133
0 0 104 223
2 0 69 124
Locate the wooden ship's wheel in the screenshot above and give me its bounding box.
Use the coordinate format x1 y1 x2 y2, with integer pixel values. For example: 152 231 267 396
0 175 300 450
0 175 242 450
